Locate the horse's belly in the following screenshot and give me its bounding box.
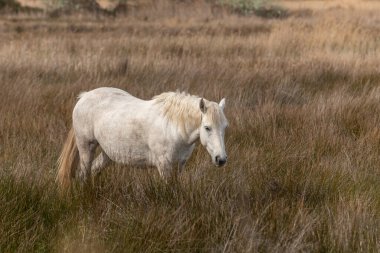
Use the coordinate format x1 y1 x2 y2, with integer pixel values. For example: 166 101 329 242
94 109 157 166
102 141 153 166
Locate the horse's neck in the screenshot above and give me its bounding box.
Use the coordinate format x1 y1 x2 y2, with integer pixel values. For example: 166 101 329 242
187 126 200 145
179 99 201 144
154 93 202 144
174 113 201 145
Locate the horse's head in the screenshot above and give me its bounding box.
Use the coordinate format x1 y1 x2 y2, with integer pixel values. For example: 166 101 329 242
199 98 228 167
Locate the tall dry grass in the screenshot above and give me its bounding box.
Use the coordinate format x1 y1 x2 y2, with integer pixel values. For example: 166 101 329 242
0 1 379 252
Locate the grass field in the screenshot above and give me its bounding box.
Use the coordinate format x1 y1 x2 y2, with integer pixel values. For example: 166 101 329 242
0 1 380 252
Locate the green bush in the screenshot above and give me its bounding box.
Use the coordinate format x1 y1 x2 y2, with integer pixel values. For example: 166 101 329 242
219 0 269 14
219 0 288 18
0 0 21 10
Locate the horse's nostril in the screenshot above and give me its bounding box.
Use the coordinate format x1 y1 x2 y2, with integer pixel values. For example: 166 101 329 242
215 156 226 166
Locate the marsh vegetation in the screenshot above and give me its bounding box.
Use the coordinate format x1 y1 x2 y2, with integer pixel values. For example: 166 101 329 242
0 1 379 252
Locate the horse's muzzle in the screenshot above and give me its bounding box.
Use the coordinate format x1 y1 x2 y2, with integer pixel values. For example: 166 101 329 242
215 155 227 167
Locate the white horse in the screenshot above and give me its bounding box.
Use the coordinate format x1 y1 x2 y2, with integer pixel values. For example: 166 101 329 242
57 87 228 189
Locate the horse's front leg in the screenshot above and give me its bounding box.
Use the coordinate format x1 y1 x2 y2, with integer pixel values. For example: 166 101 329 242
157 165 173 182
156 157 176 183
178 159 187 172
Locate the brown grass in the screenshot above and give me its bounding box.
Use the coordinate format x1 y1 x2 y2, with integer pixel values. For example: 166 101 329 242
0 1 379 252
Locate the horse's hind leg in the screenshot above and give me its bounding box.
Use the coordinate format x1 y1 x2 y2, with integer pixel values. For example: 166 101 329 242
91 150 110 177
77 140 97 185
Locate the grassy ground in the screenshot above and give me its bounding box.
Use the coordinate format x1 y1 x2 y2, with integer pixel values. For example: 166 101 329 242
0 1 380 252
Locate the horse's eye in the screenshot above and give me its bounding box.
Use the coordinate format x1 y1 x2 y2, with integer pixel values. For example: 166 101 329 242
205 126 211 132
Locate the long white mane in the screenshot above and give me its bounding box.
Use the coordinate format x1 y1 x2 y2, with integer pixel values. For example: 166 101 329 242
153 91 203 138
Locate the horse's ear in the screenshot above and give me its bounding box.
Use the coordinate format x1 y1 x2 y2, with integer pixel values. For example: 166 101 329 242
200 98 207 113
219 98 226 110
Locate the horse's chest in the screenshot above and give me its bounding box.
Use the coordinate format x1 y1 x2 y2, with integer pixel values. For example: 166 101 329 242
177 144 195 161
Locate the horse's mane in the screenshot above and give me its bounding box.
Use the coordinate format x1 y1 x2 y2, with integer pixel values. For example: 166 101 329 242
153 91 203 138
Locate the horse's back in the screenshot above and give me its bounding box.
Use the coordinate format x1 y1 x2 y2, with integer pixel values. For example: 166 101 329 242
75 87 145 112
73 87 147 140
78 87 140 104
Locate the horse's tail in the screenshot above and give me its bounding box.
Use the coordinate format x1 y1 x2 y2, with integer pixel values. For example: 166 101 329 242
56 127 79 191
